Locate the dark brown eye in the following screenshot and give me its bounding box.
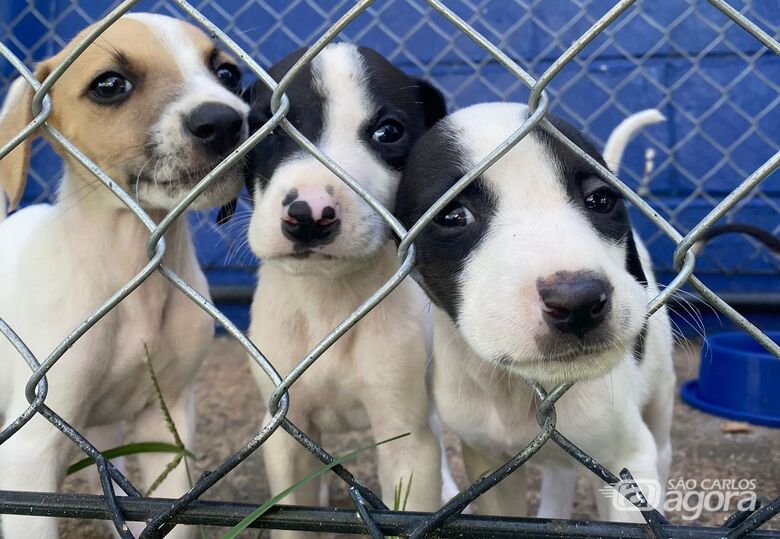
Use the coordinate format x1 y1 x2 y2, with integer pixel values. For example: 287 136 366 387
89 72 133 104
215 63 241 92
434 201 474 228
371 119 405 144
585 188 618 214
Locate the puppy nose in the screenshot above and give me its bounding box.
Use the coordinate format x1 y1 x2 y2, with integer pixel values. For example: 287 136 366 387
280 187 341 246
537 273 611 338
185 102 243 155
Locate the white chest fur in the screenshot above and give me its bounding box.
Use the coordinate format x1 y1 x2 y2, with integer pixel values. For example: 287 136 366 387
249 245 431 432
431 305 660 466
0 202 213 427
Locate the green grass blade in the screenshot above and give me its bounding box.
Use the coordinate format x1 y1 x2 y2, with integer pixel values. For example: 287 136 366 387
145 454 183 496
66 442 194 475
143 344 186 449
401 472 413 512
390 473 414 539
222 432 410 539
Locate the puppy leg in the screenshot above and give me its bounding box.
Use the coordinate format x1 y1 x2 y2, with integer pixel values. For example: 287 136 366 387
591 467 661 524
461 443 528 517
591 472 614 520
536 465 578 518
261 410 322 539
429 409 461 502
656 439 672 506
362 399 441 512
588 469 658 524
589 419 661 523
130 387 197 539
357 317 442 512
318 471 331 507
0 398 72 539
642 377 675 501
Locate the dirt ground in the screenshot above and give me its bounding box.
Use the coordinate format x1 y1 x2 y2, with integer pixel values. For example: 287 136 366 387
56 335 780 538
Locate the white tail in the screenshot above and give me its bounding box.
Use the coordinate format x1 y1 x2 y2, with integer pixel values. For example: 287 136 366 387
603 109 665 174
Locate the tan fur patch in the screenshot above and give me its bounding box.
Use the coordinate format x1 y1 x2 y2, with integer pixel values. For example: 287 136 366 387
39 19 187 182
0 15 245 210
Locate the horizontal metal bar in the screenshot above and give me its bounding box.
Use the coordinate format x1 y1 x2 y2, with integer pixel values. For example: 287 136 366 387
209 285 256 304
1 491 779 538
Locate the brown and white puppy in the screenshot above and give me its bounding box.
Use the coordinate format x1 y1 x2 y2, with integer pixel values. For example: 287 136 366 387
0 14 248 539
239 43 448 535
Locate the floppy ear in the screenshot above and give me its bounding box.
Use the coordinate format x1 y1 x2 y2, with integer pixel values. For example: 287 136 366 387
625 230 648 287
241 80 256 105
0 77 36 212
0 64 50 211
215 178 257 225
216 198 237 224
415 78 447 128
216 86 263 224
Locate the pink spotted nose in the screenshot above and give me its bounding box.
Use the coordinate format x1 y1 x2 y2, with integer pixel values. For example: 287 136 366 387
280 186 341 247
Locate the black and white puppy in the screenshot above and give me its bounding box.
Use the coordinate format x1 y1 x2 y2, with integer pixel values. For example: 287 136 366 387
240 43 447 528
395 103 675 521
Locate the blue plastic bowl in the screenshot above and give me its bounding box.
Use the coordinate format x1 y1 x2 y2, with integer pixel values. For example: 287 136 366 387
680 331 780 428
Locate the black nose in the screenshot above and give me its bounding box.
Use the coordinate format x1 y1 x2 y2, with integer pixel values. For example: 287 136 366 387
185 102 243 155
537 272 611 338
281 200 340 247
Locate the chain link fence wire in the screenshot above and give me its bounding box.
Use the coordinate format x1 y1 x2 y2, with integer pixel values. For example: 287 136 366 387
0 0 778 537
2 0 778 310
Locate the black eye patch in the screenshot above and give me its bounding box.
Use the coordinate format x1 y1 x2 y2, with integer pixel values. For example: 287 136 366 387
357 47 445 171
395 124 496 321
242 45 446 199
396 110 649 326
532 115 646 286
364 110 411 170
242 48 324 192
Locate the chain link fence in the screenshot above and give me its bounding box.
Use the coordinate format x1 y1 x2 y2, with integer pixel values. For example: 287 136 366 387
0 0 779 537
2 0 779 309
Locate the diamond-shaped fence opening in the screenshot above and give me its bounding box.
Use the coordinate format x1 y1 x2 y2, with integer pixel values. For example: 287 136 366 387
0 0 779 538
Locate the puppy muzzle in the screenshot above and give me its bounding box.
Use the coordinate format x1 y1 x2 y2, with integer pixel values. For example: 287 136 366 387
280 186 342 250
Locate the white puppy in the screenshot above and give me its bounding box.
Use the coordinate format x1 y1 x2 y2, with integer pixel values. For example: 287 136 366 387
395 103 675 522
238 43 448 532
0 14 249 538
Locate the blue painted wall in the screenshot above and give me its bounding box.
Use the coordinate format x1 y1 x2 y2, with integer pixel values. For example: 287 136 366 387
2 0 778 332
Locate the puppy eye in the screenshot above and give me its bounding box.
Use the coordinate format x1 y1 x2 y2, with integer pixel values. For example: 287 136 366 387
434 201 474 228
584 188 618 214
89 72 133 104
215 63 241 92
371 119 405 144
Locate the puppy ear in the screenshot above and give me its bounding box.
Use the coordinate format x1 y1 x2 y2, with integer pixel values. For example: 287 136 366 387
219 81 267 224
0 62 52 211
240 81 255 105
415 78 447 128
216 198 238 224
0 74 40 211
625 230 648 287
216 176 257 225
216 83 261 225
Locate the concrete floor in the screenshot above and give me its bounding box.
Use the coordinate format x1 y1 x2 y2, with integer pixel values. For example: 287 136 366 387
55 335 780 538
